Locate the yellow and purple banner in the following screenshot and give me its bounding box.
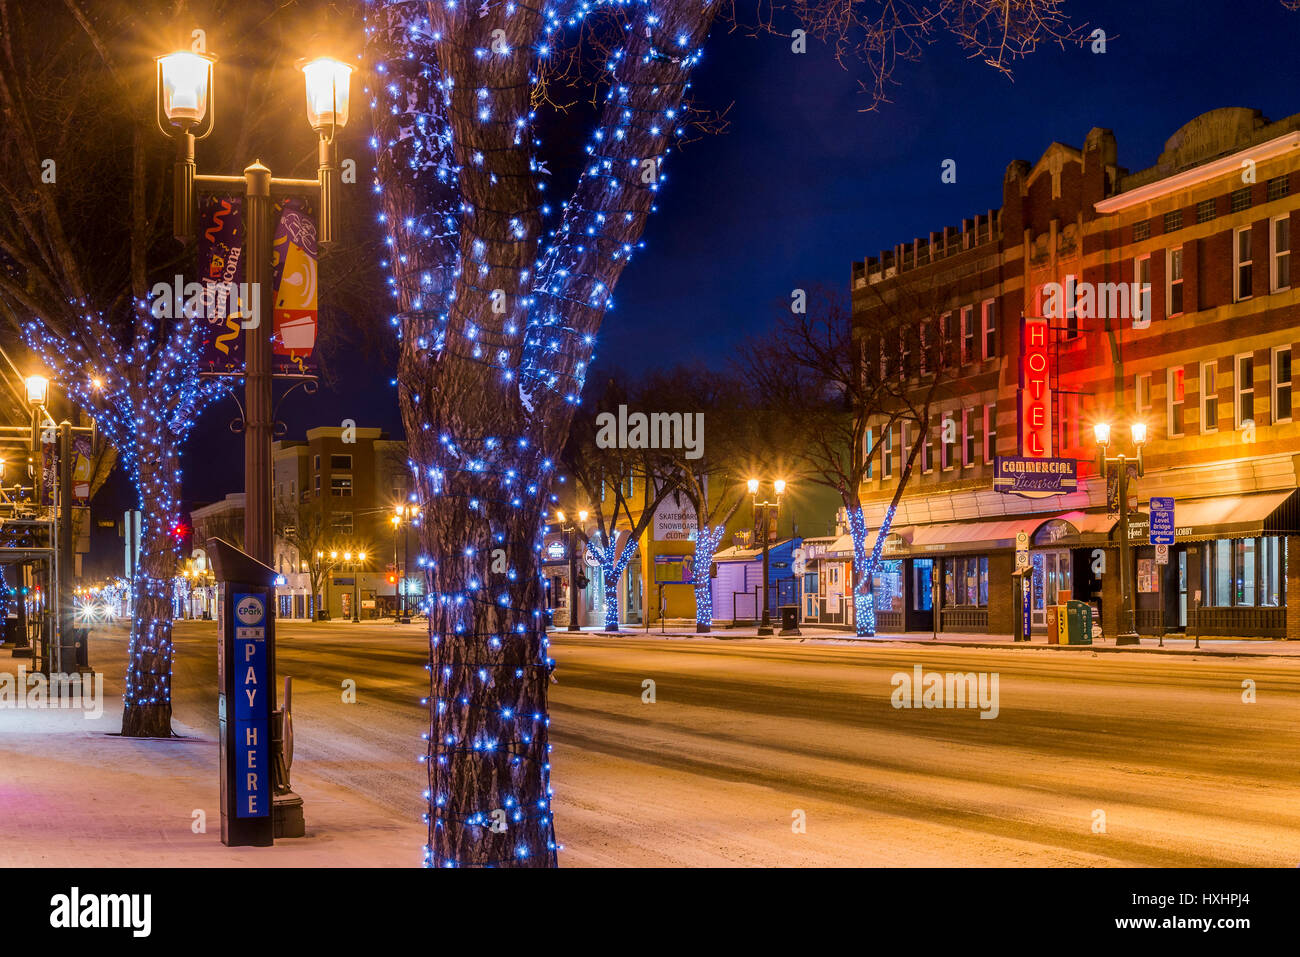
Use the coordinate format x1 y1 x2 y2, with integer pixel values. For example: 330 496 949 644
196 194 318 376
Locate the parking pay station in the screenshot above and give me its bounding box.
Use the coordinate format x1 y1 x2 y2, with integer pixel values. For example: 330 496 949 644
208 537 279 847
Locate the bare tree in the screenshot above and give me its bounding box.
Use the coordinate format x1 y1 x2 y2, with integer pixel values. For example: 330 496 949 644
559 377 683 632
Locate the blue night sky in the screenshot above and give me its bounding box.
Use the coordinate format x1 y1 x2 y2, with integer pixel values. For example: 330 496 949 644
176 0 1300 510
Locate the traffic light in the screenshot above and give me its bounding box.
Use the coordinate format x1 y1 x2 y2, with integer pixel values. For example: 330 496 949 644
387 573 397 585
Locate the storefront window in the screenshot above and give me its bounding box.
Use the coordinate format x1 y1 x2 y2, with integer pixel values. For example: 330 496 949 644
913 560 933 611
873 560 903 613
942 556 988 607
1204 537 1282 607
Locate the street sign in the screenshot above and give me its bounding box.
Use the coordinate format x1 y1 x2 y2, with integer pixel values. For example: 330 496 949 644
1015 531 1029 568
1149 497 1175 545
1155 543 1169 564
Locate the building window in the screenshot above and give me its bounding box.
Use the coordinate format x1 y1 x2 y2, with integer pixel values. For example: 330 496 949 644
1063 274 1079 339
330 454 352 470
900 422 911 472
1267 175 1289 202
899 333 910 380
1234 227 1253 301
1273 346 1292 424
983 402 997 463
1271 214 1290 292
942 556 989 608
313 454 321 470
314 475 321 495
962 408 974 467
1230 187 1252 213
1163 209 1183 233
961 305 975 364
882 426 893 480
330 476 353 497
921 421 933 473
1236 353 1255 428
1167 366 1185 438
940 413 956 471
1136 372 1152 415
1167 247 1184 317
1135 255 1152 321
331 512 354 536
864 429 873 479
981 299 996 359
1203 537 1282 607
1200 361 1218 434
918 321 930 376
1133 220 1150 242
1196 198 1216 224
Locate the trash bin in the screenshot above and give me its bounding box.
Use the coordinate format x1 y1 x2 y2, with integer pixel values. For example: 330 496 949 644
1065 600 1092 645
1045 604 1059 644
778 605 800 636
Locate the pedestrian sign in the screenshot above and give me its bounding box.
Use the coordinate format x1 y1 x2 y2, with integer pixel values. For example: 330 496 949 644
1149 497 1175 545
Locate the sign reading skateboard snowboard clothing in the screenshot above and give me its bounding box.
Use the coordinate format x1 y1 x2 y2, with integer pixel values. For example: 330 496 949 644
232 592 269 818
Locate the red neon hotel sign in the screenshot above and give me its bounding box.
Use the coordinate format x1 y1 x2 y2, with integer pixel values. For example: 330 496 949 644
1018 315 1052 457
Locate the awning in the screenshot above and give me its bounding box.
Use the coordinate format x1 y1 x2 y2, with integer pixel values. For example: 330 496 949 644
909 517 1031 554
1114 489 1299 543
1030 510 1116 547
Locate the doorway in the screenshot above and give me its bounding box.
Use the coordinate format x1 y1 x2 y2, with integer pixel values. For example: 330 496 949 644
1030 550 1072 629
906 558 934 632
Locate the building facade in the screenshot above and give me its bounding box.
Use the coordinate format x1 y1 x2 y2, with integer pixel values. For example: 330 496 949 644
854 106 1300 639
191 426 414 620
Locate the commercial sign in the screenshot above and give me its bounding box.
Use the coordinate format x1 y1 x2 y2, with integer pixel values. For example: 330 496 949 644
993 456 1078 498
1018 316 1052 458
1149 497 1175 545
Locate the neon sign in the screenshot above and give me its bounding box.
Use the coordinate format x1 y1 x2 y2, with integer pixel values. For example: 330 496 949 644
1018 316 1052 457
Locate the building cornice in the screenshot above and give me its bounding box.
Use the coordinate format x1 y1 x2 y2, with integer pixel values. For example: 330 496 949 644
1094 131 1300 214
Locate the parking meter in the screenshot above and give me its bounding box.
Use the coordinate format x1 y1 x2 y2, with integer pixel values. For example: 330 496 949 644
207 537 278 848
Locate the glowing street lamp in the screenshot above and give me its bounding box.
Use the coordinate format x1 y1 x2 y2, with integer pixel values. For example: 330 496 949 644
24 375 48 407
1095 421 1147 646
300 57 353 138
749 479 788 636
156 52 215 128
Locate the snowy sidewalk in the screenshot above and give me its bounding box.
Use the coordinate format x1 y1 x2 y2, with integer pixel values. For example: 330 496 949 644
0 657 422 867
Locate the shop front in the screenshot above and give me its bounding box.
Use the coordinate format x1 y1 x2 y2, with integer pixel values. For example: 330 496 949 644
1122 489 1297 638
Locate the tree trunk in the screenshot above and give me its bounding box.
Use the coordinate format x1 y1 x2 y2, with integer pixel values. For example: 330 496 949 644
406 395 557 867
692 527 726 633
600 559 621 633
120 443 180 738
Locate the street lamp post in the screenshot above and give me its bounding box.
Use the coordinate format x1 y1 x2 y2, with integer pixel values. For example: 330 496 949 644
393 502 419 623
155 50 350 567
317 549 338 620
554 510 588 632
1095 421 1147 646
748 478 787 637
345 550 366 622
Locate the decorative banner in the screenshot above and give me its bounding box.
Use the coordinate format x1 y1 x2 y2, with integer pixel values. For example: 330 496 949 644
72 434 94 505
994 455 1078 498
270 196 319 376
197 194 246 374
1018 315 1052 457
197 194 318 376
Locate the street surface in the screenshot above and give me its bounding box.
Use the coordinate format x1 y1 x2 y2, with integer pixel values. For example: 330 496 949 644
64 621 1300 865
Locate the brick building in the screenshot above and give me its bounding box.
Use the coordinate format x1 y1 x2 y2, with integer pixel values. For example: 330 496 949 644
853 106 1300 640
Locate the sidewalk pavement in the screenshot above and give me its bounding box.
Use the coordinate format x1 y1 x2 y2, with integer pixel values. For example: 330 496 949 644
567 622 1300 657
0 655 420 867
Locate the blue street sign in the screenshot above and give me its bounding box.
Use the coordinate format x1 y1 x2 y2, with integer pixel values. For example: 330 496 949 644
232 592 269 818
1149 497 1175 545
